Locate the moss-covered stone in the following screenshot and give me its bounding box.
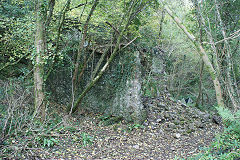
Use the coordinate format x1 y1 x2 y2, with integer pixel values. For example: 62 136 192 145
81 51 147 123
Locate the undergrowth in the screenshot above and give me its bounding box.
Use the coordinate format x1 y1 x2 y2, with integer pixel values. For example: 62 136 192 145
0 80 94 159
189 106 240 160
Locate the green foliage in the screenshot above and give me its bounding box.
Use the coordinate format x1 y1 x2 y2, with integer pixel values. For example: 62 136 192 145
35 136 58 148
0 0 34 18
190 107 240 160
216 107 240 136
142 74 160 97
55 125 78 133
98 115 111 121
127 123 144 131
81 132 94 146
190 132 240 160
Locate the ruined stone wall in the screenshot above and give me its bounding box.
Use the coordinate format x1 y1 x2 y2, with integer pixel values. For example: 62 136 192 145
47 47 168 123
82 51 147 123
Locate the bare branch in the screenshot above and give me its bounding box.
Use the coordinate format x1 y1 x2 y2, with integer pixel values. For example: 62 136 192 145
69 2 88 11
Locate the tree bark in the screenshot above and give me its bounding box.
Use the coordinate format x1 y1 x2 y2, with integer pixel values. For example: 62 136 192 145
165 6 225 107
72 0 99 90
33 0 47 120
193 0 204 108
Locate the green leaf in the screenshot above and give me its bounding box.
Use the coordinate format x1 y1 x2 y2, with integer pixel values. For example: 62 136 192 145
43 138 47 147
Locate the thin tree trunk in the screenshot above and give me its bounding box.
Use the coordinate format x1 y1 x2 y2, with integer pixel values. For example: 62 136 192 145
91 47 109 80
45 0 55 27
214 0 239 110
56 0 71 50
159 10 165 39
72 0 99 90
33 0 47 120
195 60 204 108
165 6 224 107
45 0 71 80
193 0 204 108
77 47 97 84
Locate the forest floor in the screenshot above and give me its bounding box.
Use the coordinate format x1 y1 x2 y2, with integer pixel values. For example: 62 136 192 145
26 95 223 160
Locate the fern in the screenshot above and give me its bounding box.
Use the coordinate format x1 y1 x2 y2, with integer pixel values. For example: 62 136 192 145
216 106 240 136
216 106 235 122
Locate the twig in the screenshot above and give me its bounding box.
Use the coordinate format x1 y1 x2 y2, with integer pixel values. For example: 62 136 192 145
202 29 240 45
0 52 29 71
69 2 88 11
214 33 240 44
122 37 139 49
105 21 145 55
25 147 43 150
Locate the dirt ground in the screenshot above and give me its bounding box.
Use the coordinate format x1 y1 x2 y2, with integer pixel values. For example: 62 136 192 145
27 96 223 160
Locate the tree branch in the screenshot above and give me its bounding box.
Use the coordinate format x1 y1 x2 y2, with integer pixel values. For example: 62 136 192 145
164 5 225 107
72 0 99 89
69 3 88 11
45 0 55 27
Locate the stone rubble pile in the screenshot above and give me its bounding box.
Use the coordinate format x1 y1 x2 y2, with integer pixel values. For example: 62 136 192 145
143 95 221 136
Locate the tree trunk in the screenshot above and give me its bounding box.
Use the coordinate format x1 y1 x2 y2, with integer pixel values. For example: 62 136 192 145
158 10 165 39
193 0 204 108
214 0 239 111
33 0 47 120
165 6 224 107
195 60 204 108
72 0 99 90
